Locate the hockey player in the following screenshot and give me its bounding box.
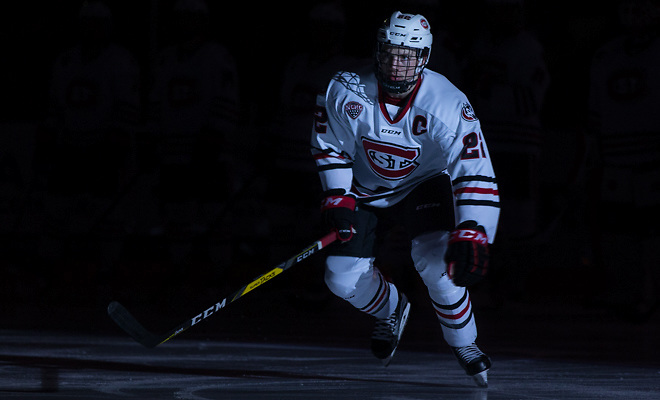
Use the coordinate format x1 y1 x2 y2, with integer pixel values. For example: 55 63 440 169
311 11 500 387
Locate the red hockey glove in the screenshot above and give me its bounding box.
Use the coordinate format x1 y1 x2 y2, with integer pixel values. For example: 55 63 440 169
320 190 356 242
445 220 489 287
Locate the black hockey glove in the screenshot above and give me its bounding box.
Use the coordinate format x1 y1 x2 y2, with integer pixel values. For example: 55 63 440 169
445 220 489 287
320 189 356 242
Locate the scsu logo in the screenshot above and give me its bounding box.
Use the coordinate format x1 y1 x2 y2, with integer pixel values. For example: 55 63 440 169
362 138 420 180
461 102 478 122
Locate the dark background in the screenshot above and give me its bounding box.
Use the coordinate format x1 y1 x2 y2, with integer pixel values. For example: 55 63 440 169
1 0 623 124
1 0 658 364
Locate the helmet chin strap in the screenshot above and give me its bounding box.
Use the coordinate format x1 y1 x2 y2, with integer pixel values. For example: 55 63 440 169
379 77 418 96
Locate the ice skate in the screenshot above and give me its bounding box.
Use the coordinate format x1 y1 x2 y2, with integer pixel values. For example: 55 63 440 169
452 343 491 388
371 294 411 366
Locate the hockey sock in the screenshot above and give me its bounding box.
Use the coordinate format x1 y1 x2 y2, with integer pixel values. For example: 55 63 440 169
430 286 477 347
358 272 399 320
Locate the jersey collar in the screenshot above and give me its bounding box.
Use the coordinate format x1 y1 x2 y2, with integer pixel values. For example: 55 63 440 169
377 77 423 124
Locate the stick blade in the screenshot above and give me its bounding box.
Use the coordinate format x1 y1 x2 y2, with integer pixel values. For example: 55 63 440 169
107 301 160 348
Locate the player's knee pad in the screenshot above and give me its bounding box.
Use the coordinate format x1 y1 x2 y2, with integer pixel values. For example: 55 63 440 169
410 230 459 296
324 255 373 299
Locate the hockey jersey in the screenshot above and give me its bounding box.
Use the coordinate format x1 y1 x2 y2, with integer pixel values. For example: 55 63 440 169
311 67 500 242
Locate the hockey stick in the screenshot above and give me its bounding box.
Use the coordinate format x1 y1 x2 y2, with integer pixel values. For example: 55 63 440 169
107 231 338 348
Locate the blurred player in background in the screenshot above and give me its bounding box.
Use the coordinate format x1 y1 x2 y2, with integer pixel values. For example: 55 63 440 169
463 0 549 240
588 0 660 320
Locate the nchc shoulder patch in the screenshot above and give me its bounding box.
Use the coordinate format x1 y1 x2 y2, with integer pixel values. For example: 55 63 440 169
345 101 363 119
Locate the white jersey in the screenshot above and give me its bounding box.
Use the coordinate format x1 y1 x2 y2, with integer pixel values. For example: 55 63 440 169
311 67 500 241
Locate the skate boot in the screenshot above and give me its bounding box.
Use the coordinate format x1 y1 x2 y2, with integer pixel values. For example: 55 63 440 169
371 294 411 366
451 343 491 388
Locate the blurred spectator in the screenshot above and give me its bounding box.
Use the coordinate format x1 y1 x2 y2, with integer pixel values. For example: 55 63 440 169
266 2 362 225
33 0 140 301
587 0 660 320
145 0 244 293
38 0 139 202
259 2 363 305
270 1 360 182
146 0 240 237
463 0 550 240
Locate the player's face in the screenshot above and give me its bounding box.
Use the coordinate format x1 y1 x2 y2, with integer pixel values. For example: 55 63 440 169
377 45 421 83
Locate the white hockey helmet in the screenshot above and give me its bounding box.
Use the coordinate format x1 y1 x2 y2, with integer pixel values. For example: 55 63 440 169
375 11 433 94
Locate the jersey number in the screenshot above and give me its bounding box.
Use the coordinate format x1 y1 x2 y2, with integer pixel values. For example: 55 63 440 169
461 132 486 160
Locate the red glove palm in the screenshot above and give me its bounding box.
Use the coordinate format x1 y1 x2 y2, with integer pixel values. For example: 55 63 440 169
445 221 489 287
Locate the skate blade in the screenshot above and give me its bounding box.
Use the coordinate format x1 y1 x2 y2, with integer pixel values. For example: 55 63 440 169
472 370 488 388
